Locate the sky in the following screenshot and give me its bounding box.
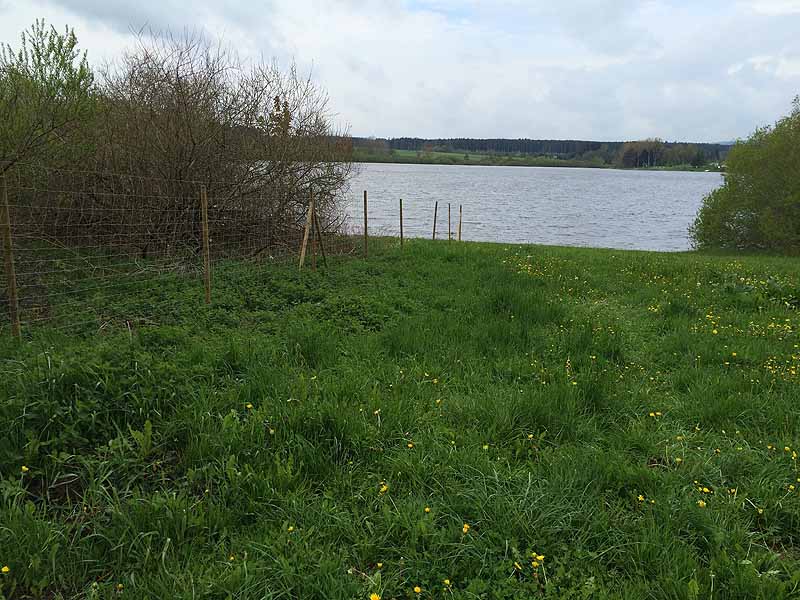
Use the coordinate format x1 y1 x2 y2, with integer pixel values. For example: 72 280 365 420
1 0 799 142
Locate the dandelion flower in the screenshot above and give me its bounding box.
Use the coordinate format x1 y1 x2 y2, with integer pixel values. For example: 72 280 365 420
407 442 414 449
637 494 645 502
697 500 706 508
462 523 470 534
424 507 431 513
414 586 422 594
1 566 9 574
370 594 381 600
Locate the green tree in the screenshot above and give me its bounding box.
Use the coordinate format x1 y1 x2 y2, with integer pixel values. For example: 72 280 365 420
691 97 800 252
0 20 94 174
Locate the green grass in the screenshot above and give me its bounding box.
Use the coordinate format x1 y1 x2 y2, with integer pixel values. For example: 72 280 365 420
353 148 723 171
1 240 799 599
354 148 608 169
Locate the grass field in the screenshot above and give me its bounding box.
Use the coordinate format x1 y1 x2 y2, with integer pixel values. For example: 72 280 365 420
352 148 721 172
1 240 799 599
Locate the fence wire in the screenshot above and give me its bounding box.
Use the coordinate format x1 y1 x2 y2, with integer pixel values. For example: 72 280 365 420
0 165 366 335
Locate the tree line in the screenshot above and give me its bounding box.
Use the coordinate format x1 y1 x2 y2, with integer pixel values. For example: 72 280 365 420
355 137 730 168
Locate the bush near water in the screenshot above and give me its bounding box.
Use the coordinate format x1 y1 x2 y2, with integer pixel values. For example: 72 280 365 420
692 97 800 253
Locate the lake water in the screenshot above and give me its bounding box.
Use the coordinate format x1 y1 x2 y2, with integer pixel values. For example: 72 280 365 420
347 163 723 251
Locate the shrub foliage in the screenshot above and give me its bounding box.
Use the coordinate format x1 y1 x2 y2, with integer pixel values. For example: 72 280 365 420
691 97 800 253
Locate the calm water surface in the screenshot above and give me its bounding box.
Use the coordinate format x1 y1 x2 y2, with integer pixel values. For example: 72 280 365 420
348 163 723 251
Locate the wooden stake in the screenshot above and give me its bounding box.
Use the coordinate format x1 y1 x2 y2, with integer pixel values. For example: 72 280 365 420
363 190 368 257
458 204 463 241
299 192 315 269
1 175 21 338
200 185 212 305
448 203 451 241
311 193 317 271
399 198 404 247
432 201 438 240
314 209 327 267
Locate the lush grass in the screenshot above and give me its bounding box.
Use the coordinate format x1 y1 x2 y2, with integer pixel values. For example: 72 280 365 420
1 240 799 599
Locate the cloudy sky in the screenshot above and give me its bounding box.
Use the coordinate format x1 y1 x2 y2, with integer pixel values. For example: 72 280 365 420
2 0 799 142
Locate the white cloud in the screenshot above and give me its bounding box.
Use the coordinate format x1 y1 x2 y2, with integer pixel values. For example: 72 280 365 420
1 0 799 141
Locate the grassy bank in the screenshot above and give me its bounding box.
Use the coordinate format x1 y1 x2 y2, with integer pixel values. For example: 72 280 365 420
353 148 723 172
1 240 799 599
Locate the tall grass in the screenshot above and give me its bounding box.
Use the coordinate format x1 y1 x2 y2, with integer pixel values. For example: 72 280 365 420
1 241 799 598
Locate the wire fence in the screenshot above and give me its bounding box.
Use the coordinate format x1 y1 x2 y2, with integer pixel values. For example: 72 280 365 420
0 165 471 338
0 165 376 336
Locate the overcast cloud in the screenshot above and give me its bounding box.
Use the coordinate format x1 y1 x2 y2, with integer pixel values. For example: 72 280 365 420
2 0 799 141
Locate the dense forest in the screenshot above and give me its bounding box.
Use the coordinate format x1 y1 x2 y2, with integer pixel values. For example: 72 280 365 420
354 137 732 168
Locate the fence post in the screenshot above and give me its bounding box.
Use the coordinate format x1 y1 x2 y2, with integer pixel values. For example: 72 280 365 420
311 192 317 271
432 201 438 240
200 185 212 304
314 208 327 267
1 175 21 338
363 190 368 257
399 198 404 247
448 203 451 241
299 190 315 269
458 205 463 241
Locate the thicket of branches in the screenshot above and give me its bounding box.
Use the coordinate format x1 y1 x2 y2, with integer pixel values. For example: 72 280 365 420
2 23 355 260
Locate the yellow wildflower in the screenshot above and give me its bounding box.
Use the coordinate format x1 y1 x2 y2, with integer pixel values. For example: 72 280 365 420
424 507 431 513
697 500 706 508
414 586 422 594
1 566 9 574
443 579 451 586
245 403 253 410
531 561 540 568
287 526 294 532
637 494 645 502
379 484 389 494
462 523 470 534
21 465 29 473
370 594 381 600
376 562 383 569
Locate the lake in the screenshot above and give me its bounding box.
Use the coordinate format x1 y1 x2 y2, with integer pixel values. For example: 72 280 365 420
347 163 723 251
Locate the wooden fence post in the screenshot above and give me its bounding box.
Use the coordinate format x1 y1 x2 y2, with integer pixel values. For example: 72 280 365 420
432 201 438 240
299 191 315 269
458 205 463 241
314 208 327 267
1 175 21 338
311 193 317 271
448 203 451 241
363 190 368 257
200 185 212 304
399 198 404 247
